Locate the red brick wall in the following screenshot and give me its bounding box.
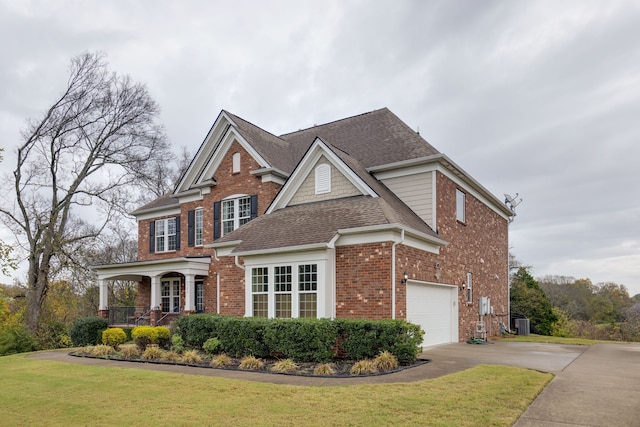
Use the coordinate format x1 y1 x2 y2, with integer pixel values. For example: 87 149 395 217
134 140 281 316
435 171 509 341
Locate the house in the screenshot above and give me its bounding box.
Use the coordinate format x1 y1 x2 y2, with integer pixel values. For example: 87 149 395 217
93 108 514 347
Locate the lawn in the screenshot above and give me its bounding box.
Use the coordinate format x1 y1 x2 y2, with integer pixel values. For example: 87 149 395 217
0 353 552 426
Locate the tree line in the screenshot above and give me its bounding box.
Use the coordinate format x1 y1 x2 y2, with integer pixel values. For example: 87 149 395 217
510 265 640 341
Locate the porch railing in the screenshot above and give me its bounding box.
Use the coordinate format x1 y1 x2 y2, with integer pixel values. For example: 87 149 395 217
107 306 150 327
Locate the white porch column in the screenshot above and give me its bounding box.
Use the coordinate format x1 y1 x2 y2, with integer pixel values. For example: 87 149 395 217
184 274 195 312
150 275 162 310
98 279 109 310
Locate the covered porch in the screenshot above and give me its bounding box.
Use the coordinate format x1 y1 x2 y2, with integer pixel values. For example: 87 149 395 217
93 256 211 326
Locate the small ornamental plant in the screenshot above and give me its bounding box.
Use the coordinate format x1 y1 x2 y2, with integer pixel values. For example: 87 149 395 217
91 344 117 358
239 355 264 370
270 359 298 373
180 350 203 365
210 354 232 367
170 334 185 354
313 363 335 376
102 328 127 349
350 359 378 375
119 344 140 359
161 351 182 363
373 350 399 371
141 345 163 361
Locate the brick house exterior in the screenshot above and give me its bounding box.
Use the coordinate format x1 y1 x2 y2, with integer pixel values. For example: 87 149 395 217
94 109 514 346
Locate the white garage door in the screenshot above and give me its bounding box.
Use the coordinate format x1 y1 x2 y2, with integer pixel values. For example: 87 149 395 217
406 282 458 347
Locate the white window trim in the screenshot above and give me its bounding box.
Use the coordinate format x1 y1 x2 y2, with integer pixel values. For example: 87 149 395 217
222 195 251 236
246 259 326 319
456 189 466 223
161 277 181 313
155 217 177 252
232 152 241 173
194 208 203 246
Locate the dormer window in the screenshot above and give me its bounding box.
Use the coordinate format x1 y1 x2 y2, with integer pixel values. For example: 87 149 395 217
232 152 241 173
315 164 331 194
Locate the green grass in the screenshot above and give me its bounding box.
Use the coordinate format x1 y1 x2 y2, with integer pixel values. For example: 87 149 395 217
499 334 602 345
0 353 552 426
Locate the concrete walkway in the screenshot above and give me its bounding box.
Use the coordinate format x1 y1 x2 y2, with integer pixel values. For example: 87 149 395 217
514 343 640 427
30 341 640 426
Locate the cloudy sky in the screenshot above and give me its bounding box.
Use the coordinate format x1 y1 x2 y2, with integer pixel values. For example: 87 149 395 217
1 0 639 295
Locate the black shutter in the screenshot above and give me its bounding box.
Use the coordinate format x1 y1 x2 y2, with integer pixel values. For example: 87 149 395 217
187 210 195 247
149 221 155 253
213 201 221 240
175 216 181 250
250 195 258 220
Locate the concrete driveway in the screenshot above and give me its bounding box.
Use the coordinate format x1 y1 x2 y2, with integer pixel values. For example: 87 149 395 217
422 341 640 427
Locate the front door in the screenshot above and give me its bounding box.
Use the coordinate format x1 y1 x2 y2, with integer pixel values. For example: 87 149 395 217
161 278 181 313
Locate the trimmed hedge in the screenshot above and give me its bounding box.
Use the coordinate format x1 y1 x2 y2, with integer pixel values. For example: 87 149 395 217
70 317 108 346
132 326 171 351
176 315 424 364
102 328 127 348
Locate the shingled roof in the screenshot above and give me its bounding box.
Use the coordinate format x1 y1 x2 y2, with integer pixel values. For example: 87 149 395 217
212 195 441 254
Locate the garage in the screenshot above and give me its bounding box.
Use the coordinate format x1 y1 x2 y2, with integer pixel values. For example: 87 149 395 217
406 281 458 347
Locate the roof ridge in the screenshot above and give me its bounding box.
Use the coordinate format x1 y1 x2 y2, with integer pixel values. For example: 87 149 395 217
278 108 389 137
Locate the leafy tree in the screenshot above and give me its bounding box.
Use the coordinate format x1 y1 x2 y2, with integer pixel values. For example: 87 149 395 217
510 267 557 335
0 52 169 334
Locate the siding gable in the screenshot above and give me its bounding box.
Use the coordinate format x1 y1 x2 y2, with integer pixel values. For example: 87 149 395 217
288 156 362 206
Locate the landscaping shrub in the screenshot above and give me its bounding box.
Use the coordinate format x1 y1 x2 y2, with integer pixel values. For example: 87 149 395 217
70 317 108 347
91 344 116 358
175 314 221 348
180 349 203 364
335 319 423 364
171 334 185 354
202 337 221 355
156 326 171 349
270 358 298 373
239 355 264 370
313 363 335 376
141 345 163 361
176 315 423 364
0 325 38 356
350 359 377 375
263 318 336 362
119 344 140 359
36 321 71 350
373 350 399 371
161 350 181 362
102 328 127 349
122 327 133 342
210 353 232 367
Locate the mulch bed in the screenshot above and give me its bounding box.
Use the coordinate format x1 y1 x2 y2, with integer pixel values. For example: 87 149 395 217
69 352 430 378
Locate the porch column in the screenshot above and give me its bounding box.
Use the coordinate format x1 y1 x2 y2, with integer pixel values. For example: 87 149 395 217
184 274 195 313
150 275 162 310
98 279 109 310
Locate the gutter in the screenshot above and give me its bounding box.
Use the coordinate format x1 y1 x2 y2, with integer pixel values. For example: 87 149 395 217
391 229 405 319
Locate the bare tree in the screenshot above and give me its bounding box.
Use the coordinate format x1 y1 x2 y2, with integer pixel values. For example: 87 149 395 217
0 52 168 333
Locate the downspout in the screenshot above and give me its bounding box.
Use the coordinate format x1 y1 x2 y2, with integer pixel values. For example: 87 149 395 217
327 234 339 319
213 249 221 314
391 229 405 319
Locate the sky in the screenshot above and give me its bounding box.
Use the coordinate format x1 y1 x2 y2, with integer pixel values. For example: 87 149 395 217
0 0 639 296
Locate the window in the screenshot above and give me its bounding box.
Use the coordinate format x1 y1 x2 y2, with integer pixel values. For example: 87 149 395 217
222 196 252 236
155 217 177 252
315 164 331 194
252 267 269 317
194 208 203 246
466 272 473 304
232 152 241 173
275 266 292 318
195 279 204 313
456 189 466 222
161 278 181 313
298 264 317 318
214 195 257 240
